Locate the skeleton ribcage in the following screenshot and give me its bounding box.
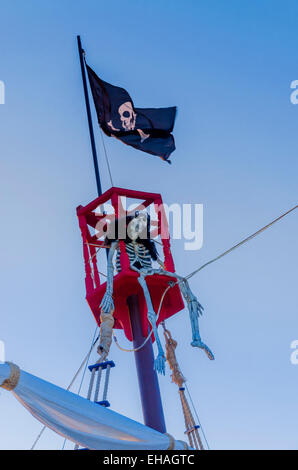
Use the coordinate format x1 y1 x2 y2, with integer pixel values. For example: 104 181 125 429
115 241 152 273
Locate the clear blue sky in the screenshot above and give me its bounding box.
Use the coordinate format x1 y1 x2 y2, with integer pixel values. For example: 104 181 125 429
1 0 298 450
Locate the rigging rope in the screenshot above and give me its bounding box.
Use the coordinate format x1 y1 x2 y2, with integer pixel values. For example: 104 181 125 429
161 323 205 450
62 326 99 450
185 383 210 450
112 204 298 352
100 129 114 187
31 204 297 449
86 244 108 278
183 204 298 282
31 328 99 450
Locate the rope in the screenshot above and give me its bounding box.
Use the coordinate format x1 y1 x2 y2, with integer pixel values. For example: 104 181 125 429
62 326 99 450
163 326 185 387
31 328 99 450
100 130 114 187
185 383 210 450
184 204 298 282
31 204 296 449
113 284 171 353
162 324 204 450
112 202 297 353
85 244 107 278
90 204 298 287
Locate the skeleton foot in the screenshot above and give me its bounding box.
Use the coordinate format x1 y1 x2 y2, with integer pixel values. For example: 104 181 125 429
179 279 214 360
191 339 214 360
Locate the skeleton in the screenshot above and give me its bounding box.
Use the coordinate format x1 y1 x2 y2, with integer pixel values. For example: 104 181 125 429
98 212 214 373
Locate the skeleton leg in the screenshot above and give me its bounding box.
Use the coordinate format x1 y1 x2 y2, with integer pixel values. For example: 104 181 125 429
179 279 214 360
100 241 118 314
137 273 166 375
97 241 118 361
132 266 214 361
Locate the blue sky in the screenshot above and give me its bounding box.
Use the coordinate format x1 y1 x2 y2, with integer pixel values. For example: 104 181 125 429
1 0 298 450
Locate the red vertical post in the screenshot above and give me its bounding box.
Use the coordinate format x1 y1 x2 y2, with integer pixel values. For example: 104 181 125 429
89 244 100 288
78 215 94 294
155 198 175 272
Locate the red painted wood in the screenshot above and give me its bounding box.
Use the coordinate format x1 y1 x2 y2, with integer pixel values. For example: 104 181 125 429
89 244 100 288
77 187 184 341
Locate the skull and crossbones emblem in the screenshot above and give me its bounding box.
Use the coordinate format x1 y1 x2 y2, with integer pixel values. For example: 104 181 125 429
118 102 136 131
107 101 150 142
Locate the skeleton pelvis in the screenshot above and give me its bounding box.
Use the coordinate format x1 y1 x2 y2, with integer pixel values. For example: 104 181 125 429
87 270 184 342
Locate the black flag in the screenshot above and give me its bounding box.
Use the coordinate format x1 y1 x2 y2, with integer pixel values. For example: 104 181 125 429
86 64 176 163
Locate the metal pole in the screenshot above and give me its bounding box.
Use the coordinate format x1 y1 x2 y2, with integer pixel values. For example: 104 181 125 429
77 35 102 196
128 295 166 434
77 38 166 432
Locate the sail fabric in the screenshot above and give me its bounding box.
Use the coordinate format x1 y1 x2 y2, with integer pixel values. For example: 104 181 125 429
86 64 176 162
0 363 186 450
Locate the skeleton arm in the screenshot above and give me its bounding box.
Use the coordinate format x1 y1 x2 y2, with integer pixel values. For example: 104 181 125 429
100 241 119 314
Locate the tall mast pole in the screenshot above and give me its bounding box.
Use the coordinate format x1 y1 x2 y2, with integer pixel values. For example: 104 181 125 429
128 296 166 433
77 36 166 433
77 35 102 196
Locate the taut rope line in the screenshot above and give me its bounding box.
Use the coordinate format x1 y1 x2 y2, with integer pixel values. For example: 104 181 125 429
184 204 298 282
100 129 114 187
111 204 298 352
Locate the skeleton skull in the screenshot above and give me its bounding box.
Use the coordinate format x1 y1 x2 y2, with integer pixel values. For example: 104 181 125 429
118 101 136 131
127 212 148 241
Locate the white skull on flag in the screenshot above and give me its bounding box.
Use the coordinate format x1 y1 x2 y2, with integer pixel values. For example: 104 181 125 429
118 101 136 131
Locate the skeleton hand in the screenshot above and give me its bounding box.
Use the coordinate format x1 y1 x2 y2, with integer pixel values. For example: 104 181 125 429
148 312 166 375
189 291 204 317
154 352 166 375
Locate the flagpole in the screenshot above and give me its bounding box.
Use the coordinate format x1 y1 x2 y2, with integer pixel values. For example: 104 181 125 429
77 35 102 196
77 37 166 434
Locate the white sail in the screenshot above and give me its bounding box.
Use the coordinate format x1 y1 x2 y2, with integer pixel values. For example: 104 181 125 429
0 363 188 450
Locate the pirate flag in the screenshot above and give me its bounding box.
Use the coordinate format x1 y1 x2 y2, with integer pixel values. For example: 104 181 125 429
86 64 176 163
